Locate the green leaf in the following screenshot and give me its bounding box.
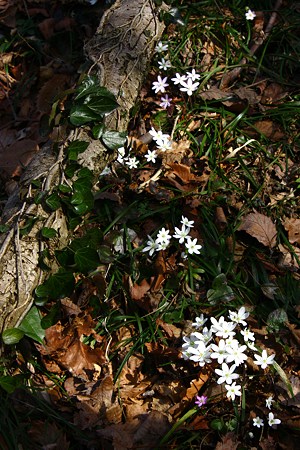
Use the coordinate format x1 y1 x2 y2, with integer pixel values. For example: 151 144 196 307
20 217 38 236
98 245 115 263
0 375 26 393
92 123 105 139
2 328 24 345
0 224 9 233
67 140 89 161
207 273 235 305
45 192 61 211
58 184 72 194
18 306 45 344
85 96 119 115
55 247 74 267
35 270 75 299
75 76 111 100
41 302 61 329
41 227 57 238
101 130 127 150
70 105 101 126
74 247 100 273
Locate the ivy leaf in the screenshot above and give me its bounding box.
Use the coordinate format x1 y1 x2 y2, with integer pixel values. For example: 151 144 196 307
18 306 45 344
2 328 24 345
74 247 100 273
70 105 101 126
41 302 61 329
41 227 57 238
67 140 89 161
102 130 127 150
75 76 113 100
85 96 119 115
92 123 105 139
45 192 61 211
0 375 26 393
35 270 75 299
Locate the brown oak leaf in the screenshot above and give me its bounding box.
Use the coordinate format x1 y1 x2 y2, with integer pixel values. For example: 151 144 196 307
238 212 277 248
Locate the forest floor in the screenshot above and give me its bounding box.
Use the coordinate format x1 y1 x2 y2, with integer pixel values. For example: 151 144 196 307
1 1 300 449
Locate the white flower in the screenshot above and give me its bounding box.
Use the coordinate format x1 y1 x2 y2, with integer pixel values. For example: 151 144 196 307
155 41 168 53
268 412 281 427
225 336 239 348
201 327 213 344
156 227 171 244
145 149 157 163
245 9 256 20
171 73 187 85
185 237 202 255
253 416 264 428
225 381 241 401
266 396 274 409
192 314 207 329
173 224 191 244
126 156 139 169
225 341 248 366
215 362 239 385
160 94 172 109
117 146 127 164
228 306 249 326
188 341 212 367
156 241 170 251
142 236 158 256
254 349 275 369
158 58 172 71
179 78 199 96
152 75 169 93
241 328 255 342
156 138 172 151
149 127 169 142
181 216 194 228
210 316 236 339
186 69 200 81
210 339 229 364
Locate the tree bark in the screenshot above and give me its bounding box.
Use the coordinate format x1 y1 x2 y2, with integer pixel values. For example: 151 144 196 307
0 0 165 335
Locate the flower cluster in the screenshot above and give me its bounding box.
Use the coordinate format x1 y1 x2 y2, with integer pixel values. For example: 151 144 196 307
252 396 281 429
116 127 172 169
143 216 202 256
152 41 200 108
182 307 280 429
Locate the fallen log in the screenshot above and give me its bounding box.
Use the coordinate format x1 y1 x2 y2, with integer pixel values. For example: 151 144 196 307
0 0 165 335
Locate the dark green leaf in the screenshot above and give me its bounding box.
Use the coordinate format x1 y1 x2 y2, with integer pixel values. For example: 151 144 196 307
20 217 38 236
85 96 119 115
92 123 105 139
67 140 89 161
41 302 61 329
70 105 101 126
58 184 72 194
75 76 113 100
41 227 57 238
55 247 74 267
2 328 24 345
65 162 79 178
18 306 45 344
0 375 26 393
98 245 115 263
73 197 94 215
0 224 9 233
35 270 75 299
45 192 61 211
77 167 93 180
75 247 100 273
101 130 127 150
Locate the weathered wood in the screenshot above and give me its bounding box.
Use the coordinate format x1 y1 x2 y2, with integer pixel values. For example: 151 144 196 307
0 0 165 335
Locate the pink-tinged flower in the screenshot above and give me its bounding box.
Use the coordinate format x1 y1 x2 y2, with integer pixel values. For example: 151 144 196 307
152 75 169 93
160 94 172 109
195 395 208 407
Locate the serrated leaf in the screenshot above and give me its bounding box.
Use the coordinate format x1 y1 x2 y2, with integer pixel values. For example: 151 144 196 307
74 247 99 273
41 227 57 238
67 140 89 161
2 328 24 345
18 306 45 344
70 105 101 126
102 130 127 150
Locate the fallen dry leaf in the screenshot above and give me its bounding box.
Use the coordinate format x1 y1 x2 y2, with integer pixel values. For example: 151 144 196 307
283 218 300 245
215 432 240 450
238 212 277 248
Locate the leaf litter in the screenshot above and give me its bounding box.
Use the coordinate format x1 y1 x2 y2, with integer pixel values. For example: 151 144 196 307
1 1 300 449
